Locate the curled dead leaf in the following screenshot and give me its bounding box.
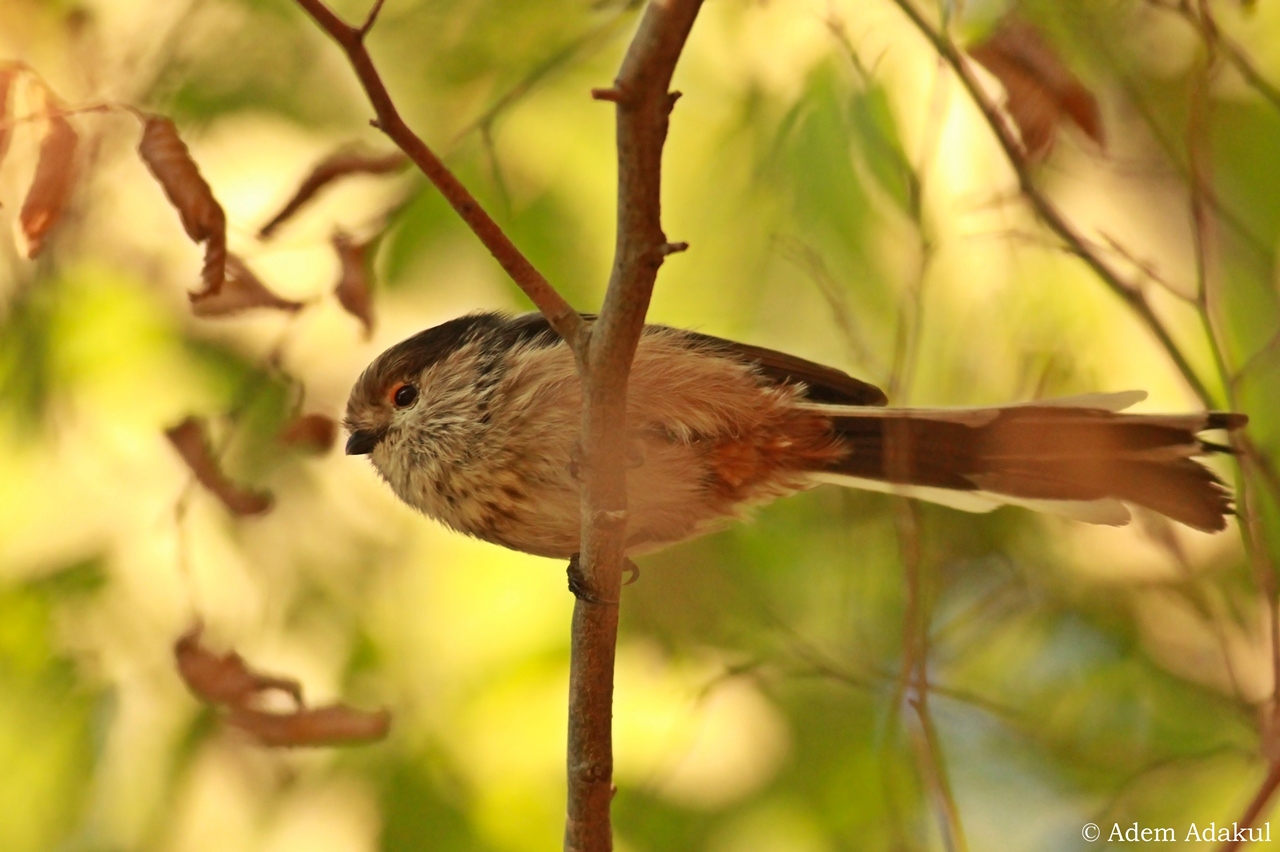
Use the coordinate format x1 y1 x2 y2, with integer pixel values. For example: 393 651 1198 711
137 113 227 294
969 17 1104 162
165 416 273 516
228 704 392 747
258 148 409 239
279 413 337 453
190 254 304 317
174 624 391 748
17 110 78 259
174 625 303 707
332 231 374 337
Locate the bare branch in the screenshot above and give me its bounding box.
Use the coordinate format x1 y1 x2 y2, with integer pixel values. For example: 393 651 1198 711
1231 327 1280 386
1178 34 1280 754
291 0 584 345
565 1 704 848
884 0 1218 408
888 498 969 852
357 0 387 38
1216 32 1280 112
1147 0 1280 113
1219 759 1280 852
454 11 634 145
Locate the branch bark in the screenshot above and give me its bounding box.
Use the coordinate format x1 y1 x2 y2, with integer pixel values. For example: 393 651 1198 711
292 2 703 849
566 3 704 849
292 0 584 344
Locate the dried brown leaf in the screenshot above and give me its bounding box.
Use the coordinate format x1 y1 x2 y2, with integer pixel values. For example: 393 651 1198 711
279 413 337 453
174 625 391 747
174 624 390 748
258 148 409 239
332 231 375 337
0 65 21 173
190 254 304 317
969 18 1104 162
17 110 78 258
137 113 227 294
227 704 392 747
174 625 303 707
165 416 273 516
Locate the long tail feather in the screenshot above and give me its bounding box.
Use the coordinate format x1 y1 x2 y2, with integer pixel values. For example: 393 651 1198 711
815 397 1247 532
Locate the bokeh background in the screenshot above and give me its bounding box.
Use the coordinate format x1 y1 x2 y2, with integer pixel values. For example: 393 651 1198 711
2 0 1279 850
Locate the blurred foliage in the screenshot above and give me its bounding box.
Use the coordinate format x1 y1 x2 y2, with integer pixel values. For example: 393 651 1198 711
1 0 1279 850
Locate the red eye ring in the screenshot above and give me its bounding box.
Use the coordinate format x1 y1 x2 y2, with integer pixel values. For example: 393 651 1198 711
390 382 418 408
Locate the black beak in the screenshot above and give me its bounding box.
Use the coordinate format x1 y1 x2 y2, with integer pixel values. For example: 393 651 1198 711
345 428 383 456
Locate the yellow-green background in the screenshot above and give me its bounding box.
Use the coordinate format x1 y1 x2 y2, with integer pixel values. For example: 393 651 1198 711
1 0 1278 850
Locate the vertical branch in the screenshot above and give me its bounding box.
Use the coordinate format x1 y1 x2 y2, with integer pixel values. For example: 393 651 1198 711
827 21 961 840
909 694 969 852
291 1 704 847
883 0 1274 842
1178 9 1280 843
894 499 968 852
566 2 703 850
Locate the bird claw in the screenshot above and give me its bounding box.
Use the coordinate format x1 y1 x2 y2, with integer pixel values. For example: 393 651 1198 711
567 553 601 603
566 553 629 603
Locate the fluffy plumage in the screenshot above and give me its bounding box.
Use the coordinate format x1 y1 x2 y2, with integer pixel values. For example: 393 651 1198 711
344 312 1246 558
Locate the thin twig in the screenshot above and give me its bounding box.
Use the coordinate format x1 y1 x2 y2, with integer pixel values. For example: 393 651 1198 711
1146 0 1280 113
1097 232 1196 306
1165 16 1280 837
1216 33 1280 112
893 499 968 852
452 10 636 146
291 0 584 345
774 236 886 377
1110 69 1272 263
1180 25 1280 745
1231 328 1280 387
884 0 1218 409
357 0 386 36
565 2 704 850
825 10 940 404
909 695 969 852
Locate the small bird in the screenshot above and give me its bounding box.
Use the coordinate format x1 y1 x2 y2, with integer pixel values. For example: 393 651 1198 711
344 311 1246 559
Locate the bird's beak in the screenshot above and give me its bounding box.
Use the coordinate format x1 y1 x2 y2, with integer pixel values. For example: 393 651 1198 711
345 428 384 456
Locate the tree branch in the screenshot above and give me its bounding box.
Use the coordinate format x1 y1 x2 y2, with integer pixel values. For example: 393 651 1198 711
1219 758 1280 852
565 1 703 849
290 5 702 847
893 499 968 852
291 0 584 344
1147 0 1280 114
885 0 1218 409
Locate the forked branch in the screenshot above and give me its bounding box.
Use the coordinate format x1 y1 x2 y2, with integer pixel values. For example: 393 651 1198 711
290 2 704 850
291 0 583 345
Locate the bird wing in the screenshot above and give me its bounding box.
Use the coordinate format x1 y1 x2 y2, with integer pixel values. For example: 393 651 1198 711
678 331 888 406
508 311 889 407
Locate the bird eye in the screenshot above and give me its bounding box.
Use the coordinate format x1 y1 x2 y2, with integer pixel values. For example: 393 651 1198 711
392 383 418 408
